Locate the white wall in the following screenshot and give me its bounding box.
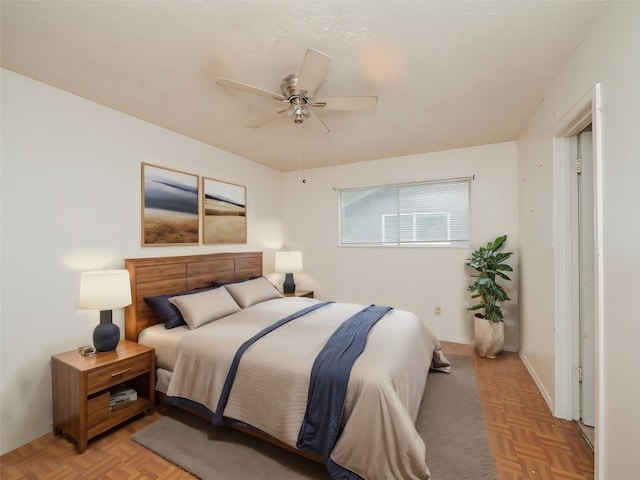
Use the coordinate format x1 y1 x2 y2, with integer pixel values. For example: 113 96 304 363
0 69 284 454
518 3 640 478
282 142 519 348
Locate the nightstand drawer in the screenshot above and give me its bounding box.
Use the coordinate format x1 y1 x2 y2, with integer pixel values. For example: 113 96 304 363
86 354 149 394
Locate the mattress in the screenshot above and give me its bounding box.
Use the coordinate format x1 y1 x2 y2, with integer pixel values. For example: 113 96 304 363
138 323 187 371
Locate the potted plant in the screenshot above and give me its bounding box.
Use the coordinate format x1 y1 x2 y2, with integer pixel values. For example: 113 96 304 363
466 235 513 358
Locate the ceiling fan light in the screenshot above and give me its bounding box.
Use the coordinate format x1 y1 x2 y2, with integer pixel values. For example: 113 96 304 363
292 104 306 124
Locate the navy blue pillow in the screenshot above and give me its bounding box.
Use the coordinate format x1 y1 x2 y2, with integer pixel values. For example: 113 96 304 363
145 286 217 329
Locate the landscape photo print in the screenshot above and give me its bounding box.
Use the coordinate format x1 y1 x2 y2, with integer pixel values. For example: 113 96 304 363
142 163 199 245
202 177 246 244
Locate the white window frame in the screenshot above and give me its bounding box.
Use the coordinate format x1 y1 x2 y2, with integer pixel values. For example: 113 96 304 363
338 178 471 247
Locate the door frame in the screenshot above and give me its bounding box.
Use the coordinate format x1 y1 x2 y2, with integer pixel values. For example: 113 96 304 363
552 84 603 477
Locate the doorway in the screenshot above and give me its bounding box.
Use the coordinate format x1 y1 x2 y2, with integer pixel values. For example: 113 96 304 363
552 84 603 477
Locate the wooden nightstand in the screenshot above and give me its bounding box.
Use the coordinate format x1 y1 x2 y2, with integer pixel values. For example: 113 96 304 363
282 290 314 298
51 340 155 453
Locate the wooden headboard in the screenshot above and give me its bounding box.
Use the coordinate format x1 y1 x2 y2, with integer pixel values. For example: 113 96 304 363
124 251 263 341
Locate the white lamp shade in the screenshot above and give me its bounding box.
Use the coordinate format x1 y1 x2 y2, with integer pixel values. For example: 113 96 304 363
79 270 132 310
275 251 303 273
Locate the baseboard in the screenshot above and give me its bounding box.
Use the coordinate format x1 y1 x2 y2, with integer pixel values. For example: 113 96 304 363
439 334 473 346
439 335 519 353
518 351 554 413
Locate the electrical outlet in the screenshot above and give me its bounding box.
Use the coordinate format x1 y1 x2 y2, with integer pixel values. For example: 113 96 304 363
434 306 441 316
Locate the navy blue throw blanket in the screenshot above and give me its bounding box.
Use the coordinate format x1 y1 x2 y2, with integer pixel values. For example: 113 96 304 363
297 304 393 480
212 301 333 425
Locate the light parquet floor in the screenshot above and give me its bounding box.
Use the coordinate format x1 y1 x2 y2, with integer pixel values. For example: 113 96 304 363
1 343 594 479
442 341 594 480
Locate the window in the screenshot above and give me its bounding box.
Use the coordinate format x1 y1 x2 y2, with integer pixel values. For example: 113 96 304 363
339 178 471 247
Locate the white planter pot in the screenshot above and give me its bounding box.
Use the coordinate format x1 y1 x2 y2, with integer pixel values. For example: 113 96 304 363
473 315 504 359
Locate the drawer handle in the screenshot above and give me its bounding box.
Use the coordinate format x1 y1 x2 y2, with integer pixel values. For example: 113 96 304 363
111 368 132 378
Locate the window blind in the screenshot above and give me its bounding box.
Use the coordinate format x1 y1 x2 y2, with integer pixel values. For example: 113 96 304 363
339 178 470 246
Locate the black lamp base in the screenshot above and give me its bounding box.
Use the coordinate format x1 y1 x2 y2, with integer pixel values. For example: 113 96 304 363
282 273 296 294
93 310 120 352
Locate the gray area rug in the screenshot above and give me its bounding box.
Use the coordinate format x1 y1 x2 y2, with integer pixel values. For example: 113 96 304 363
131 354 495 479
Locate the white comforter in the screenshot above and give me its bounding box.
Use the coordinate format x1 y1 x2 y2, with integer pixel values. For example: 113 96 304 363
166 297 449 480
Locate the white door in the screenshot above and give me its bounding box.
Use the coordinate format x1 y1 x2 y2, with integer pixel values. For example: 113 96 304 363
577 128 596 427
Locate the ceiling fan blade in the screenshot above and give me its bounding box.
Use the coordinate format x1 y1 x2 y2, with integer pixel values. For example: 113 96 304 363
306 110 331 135
246 109 287 129
297 49 331 98
313 96 378 111
217 78 285 101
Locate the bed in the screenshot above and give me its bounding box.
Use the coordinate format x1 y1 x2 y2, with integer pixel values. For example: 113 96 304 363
124 251 449 480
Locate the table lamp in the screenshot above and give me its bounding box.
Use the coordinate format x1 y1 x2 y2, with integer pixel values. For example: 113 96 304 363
275 251 303 294
79 270 132 352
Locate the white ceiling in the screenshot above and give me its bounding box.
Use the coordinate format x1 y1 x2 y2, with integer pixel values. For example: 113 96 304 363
1 1 607 172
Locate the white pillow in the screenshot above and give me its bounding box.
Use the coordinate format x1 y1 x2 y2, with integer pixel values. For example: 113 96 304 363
224 276 282 308
168 287 241 329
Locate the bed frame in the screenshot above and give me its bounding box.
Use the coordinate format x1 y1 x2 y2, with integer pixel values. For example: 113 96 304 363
124 251 263 342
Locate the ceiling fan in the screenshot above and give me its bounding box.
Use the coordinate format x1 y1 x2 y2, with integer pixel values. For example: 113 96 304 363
216 49 377 134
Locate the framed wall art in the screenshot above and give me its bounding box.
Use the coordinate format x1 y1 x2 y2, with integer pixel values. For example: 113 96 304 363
202 177 246 244
141 163 199 246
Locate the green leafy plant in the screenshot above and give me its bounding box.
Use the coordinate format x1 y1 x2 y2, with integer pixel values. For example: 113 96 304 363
466 235 513 323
